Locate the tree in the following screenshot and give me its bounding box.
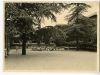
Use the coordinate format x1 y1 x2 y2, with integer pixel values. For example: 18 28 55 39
66 3 91 23
14 16 33 55
5 3 20 56
5 3 68 55
35 25 67 48
16 3 68 29
66 3 91 50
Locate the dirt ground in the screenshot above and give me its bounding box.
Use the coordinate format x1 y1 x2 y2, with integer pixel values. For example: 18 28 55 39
4 49 97 72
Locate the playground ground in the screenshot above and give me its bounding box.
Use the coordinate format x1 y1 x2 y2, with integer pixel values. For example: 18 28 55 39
4 49 97 72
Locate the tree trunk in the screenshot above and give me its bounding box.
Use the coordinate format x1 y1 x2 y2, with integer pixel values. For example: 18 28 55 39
22 33 27 55
37 17 41 29
76 37 79 50
6 33 10 56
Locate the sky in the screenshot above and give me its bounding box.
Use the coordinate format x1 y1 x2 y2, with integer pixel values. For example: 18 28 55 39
41 2 99 28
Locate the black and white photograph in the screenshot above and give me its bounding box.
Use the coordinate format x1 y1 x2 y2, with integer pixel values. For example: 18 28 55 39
4 1 99 72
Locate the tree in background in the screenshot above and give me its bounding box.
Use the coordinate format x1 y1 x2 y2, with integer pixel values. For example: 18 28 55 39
65 3 91 50
34 25 67 51
5 3 20 56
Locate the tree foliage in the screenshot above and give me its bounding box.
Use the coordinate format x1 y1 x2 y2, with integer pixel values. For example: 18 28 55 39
33 25 67 46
